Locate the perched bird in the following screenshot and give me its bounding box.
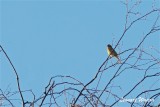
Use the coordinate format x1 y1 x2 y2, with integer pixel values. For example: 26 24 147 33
107 44 121 63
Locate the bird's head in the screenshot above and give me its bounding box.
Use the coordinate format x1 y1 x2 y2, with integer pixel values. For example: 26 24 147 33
107 44 112 47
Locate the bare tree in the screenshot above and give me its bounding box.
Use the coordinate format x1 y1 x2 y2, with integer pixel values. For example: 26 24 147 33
0 0 160 107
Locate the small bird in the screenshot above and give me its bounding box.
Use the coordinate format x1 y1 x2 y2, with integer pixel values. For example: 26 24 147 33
107 44 121 63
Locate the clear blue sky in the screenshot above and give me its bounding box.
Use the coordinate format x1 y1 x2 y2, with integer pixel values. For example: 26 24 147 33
1 0 159 106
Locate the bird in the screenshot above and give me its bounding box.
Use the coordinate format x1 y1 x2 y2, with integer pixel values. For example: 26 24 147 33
107 44 121 63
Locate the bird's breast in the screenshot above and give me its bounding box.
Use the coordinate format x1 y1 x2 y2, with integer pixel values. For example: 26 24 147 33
107 48 113 57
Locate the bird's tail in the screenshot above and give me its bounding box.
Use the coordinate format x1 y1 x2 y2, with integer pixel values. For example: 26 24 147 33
116 56 121 64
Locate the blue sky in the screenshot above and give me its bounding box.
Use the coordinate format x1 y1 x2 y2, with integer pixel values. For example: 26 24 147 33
1 0 160 106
